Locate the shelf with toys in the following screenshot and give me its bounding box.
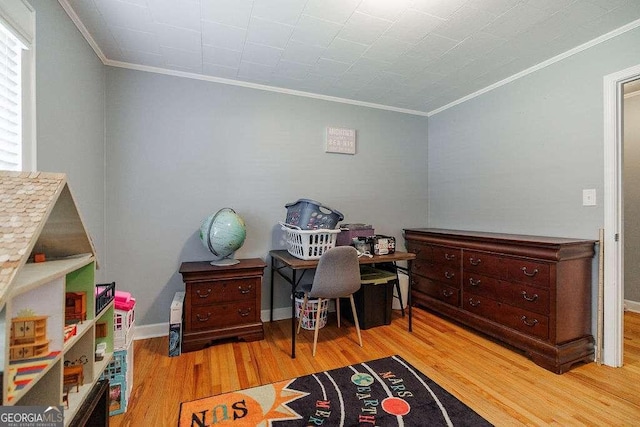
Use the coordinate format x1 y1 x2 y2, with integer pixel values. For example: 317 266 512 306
0 172 115 426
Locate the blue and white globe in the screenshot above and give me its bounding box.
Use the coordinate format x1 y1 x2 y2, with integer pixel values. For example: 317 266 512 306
199 208 246 266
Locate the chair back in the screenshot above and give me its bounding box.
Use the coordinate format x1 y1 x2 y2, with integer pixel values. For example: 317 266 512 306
309 246 361 298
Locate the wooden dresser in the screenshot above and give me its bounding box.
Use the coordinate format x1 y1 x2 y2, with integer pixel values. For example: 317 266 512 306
179 259 266 352
404 228 596 374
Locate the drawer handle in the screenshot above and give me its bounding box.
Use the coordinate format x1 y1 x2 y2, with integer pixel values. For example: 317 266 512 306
469 257 481 266
196 312 211 322
238 308 252 317
238 285 253 294
468 298 480 307
445 253 456 260
196 288 212 298
444 271 455 279
521 316 539 327
521 291 539 302
442 289 453 297
469 278 481 287
521 267 539 277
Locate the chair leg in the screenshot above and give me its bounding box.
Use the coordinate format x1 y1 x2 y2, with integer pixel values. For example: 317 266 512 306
312 298 322 356
336 298 341 328
349 294 363 347
297 294 308 335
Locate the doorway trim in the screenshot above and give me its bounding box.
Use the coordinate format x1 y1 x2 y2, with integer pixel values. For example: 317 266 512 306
603 63 640 367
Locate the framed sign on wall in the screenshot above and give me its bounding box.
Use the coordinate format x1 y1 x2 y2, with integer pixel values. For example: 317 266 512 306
326 127 356 154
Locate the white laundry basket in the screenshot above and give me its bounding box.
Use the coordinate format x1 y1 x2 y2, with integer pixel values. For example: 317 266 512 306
281 223 340 260
295 295 329 330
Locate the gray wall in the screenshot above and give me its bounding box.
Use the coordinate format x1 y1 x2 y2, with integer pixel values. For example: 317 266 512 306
428 27 640 240
104 68 428 325
427 27 640 332
624 93 640 302
31 1 106 279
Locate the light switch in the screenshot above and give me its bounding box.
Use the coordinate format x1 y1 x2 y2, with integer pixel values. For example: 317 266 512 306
583 189 596 206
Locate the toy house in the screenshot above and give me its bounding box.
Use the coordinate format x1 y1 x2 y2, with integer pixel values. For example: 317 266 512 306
0 171 114 425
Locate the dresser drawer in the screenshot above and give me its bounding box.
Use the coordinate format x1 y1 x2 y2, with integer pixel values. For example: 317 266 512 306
462 272 498 300
464 272 549 315
189 301 257 330
422 263 460 286
407 241 433 262
412 260 460 285
463 294 549 340
190 278 257 305
496 281 550 315
411 259 432 277
463 250 505 277
432 246 461 267
505 258 550 288
412 275 459 306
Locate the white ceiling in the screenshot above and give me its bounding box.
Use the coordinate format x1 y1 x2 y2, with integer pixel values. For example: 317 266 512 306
60 0 640 115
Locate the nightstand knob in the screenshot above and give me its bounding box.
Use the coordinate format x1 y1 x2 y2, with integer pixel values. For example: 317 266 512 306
238 308 252 317
196 312 211 322
196 288 212 298
238 285 252 294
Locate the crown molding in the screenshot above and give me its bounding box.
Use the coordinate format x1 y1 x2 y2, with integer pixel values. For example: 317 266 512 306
427 18 640 117
58 0 108 63
104 58 429 116
58 0 640 119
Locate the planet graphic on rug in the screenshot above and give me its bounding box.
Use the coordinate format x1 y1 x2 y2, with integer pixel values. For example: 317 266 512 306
200 208 246 266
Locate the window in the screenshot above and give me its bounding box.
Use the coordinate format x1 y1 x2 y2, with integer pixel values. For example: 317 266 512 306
0 0 35 171
0 23 23 170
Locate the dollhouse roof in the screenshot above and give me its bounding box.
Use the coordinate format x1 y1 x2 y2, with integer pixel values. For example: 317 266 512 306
0 171 96 308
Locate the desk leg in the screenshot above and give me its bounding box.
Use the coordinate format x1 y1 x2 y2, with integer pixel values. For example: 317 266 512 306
407 259 413 332
291 270 297 358
270 256 275 322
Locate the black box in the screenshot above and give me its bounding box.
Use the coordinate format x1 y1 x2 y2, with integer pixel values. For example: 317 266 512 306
341 267 398 329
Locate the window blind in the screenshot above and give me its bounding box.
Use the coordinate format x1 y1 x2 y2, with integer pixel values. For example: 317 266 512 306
0 23 21 171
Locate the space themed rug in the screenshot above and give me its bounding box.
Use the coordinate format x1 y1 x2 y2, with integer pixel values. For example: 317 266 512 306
179 355 492 426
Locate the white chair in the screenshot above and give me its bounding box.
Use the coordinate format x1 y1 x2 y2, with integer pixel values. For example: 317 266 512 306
296 246 363 356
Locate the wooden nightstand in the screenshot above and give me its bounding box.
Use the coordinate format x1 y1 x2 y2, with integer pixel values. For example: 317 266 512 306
179 258 267 352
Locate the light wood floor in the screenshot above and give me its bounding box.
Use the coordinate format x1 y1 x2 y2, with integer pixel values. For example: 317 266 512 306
110 309 640 426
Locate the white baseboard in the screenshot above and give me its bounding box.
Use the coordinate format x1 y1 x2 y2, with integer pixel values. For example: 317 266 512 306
132 308 296 340
624 299 640 313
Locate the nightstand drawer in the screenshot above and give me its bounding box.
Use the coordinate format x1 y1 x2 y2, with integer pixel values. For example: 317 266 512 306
190 278 257 305
189 302 258 330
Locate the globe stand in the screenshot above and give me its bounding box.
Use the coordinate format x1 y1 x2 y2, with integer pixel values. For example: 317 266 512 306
210 258 240 266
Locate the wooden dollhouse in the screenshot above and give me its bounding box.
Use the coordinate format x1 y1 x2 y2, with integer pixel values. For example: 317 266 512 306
0 171 114 425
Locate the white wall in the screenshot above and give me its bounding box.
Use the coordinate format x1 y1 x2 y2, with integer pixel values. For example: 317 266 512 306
31 0 106 279
624 93 640 302
104 68 429 326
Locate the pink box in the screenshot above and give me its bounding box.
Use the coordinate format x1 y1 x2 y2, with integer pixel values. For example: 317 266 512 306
336 224 375 246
